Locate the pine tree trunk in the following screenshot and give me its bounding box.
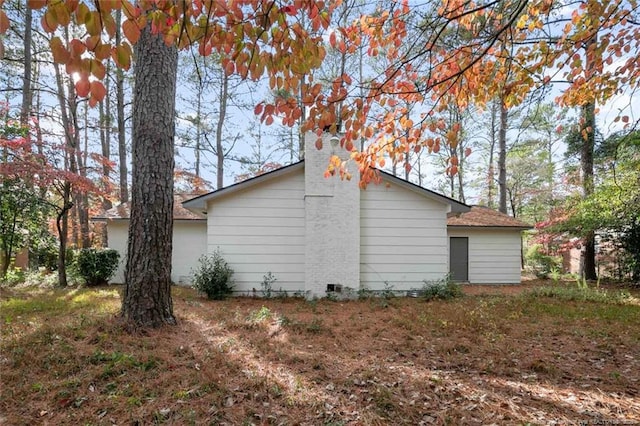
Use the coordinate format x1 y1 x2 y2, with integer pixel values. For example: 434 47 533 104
19 6 32 126
216 74 228 189
498 101 508 214
487 102 497 208
116 9 129 203
99 72 112 246
121 24 178 328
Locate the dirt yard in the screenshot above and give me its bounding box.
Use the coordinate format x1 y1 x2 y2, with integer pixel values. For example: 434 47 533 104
1 279 639 425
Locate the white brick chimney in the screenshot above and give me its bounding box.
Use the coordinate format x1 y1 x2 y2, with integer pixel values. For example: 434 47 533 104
304 132 360 298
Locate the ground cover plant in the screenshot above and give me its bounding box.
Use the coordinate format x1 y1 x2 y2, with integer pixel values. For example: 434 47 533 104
1 279 639 425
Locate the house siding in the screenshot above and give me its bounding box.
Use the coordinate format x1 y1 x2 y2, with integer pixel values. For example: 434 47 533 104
360 182 450 290
172 222 208 285
447 228 523 283
107 222 128 284
206 170 306 294
107 221 206 285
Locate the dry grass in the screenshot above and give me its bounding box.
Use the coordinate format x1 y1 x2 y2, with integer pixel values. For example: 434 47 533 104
1 280 640 425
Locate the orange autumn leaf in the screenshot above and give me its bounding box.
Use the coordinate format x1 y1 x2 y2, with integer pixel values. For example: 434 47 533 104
123 19 141 44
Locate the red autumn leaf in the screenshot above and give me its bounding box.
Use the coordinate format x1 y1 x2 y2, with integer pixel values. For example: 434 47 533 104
329 31 337 48
254 102 264 116
75 77 91 98
69 39 85 57
224 60 235 75
90 80 107 102
281 5 297 16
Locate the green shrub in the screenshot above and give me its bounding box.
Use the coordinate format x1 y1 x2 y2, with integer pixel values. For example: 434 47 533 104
1 267 24 286
421 277 463 301
31 243 58 271
525 244 561 278
192 250 234 300
260 272 277 298
76 248 120 286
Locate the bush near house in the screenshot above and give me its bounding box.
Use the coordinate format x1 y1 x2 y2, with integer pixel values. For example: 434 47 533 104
76 248 120 286
525 244 561 278
192 250 234 300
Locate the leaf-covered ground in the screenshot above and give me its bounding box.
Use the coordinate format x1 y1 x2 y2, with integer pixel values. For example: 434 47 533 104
1 280 639 425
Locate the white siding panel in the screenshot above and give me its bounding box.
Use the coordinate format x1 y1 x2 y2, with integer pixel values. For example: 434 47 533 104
360 182 449 290
106 220 206 285
207 170 306 293
448 229 523 284
106 222 128 284
172 222 207 285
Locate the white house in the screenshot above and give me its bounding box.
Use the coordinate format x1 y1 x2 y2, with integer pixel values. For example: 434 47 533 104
181 133 530 297
93 194 207 285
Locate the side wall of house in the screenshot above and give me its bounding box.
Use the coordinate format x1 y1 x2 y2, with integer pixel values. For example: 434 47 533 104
360 182 450 291
107 221 206 285
447 228 523 284
172 221 208 285
206 171 306 294
107 221 128 284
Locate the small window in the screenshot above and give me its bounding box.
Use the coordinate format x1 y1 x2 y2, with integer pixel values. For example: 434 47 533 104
326 284 342 293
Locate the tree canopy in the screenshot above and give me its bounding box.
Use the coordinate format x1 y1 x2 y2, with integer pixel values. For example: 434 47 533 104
1 0 638 185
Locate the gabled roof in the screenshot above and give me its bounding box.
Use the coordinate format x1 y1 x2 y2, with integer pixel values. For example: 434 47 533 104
93 193 206 221
447 205 531 229
182 161 470 213
183 162 305 213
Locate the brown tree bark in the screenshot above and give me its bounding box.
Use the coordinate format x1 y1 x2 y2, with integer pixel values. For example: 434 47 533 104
581 101 597 280
53 57 79 287
121 24 178 328
486 101 497 209
215 73 228 189
75 101 90 248
116 9 129 203
498 101 508 214
19 6 32 126
99 69 112 246
580 30 598 281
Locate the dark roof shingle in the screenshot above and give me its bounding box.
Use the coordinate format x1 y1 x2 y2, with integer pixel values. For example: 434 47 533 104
447 205 531 229
93 193 206 221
